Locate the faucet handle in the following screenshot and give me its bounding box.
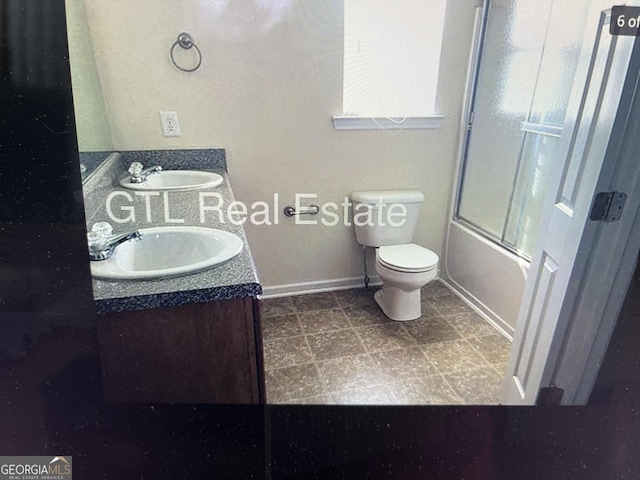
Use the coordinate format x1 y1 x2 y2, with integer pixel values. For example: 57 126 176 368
88 222 113 249
87 231 102 248
128 162 144 176
91 221 113 237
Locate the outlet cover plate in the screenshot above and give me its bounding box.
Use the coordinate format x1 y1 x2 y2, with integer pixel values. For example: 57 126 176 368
160 111 181 137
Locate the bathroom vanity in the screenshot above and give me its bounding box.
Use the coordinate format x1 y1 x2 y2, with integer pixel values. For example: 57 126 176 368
81 149 264 403
95 295 263 404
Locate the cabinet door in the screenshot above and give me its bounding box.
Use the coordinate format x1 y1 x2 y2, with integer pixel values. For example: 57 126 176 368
97 297 262 403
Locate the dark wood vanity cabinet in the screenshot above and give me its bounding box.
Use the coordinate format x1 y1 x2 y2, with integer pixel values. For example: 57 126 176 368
96 296 265 403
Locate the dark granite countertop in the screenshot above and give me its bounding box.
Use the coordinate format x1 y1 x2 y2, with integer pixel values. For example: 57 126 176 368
81 149 262 314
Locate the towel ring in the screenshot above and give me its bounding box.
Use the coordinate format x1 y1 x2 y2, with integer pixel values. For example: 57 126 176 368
170 33 202 72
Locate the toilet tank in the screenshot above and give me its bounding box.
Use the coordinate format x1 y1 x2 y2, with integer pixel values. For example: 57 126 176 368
350 190 424 247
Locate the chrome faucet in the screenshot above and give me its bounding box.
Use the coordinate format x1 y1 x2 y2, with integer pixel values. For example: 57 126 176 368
128 161 162 183
87 222 142 261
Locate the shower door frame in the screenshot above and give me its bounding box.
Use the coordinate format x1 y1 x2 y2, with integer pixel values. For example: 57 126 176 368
442 1 528 336
451 1 515 255
453 0 562 263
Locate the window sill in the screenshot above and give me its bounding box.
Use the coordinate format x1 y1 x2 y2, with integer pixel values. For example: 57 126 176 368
332 115 444 130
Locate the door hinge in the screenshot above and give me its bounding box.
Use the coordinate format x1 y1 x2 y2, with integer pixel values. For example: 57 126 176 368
589 191 627 222
536 385 564 406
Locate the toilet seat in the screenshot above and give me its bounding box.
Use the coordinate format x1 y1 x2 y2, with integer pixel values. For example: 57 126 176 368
377 243 439 273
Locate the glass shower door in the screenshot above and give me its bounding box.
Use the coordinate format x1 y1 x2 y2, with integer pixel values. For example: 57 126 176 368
457 0 610 258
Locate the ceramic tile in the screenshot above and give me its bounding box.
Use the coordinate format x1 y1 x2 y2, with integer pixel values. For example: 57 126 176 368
421 281 455 300
369 347 439 380
317 354 379 393
354 324 417 353
420 339 491 374
444 311 501 338
401 317 462 345
290 292 339 312
262 314 302 340
330 385 396 405
262 287 508 406
263 335 313 370
443 366 502 404
386 374 464 405
428 294 473 316
306 329 366 361
466 333 512 366
261 297 296 317
343 304 391 327
491 362 507 377
265 364 325 403
298 309 350 335
332 288 377 308
418 298 441 318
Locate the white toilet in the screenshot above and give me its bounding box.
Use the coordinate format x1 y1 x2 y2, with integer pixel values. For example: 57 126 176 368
351 190 439 321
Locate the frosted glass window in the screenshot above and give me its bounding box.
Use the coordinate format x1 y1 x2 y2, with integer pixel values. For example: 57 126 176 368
343 0 446 117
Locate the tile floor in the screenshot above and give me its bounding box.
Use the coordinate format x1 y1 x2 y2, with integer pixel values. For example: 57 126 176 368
260 281 511 405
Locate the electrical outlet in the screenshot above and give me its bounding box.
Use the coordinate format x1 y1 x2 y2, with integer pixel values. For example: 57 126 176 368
159 111 181 137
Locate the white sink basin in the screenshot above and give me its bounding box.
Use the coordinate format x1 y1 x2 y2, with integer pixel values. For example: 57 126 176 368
90 226 243 280
119 170 223 191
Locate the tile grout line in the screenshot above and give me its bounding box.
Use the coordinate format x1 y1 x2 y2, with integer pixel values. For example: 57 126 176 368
458 333 506 372
265 286 505 405
411 339 468 404
314 298 349 400
437 370 467 404
298 308 337 401
266 293 357 402
292 311 327 399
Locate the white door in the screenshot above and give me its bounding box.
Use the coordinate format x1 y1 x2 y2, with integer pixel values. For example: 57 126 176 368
501 10 638 405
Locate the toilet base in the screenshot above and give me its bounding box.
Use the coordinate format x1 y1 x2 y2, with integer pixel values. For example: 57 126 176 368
374 287 422 321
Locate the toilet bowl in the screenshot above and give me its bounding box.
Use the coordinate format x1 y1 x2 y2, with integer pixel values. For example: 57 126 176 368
373 243 439 321
350 190 439 321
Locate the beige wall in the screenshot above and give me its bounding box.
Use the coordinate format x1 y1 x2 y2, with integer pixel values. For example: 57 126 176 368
80 0 480 290
65 0 113 151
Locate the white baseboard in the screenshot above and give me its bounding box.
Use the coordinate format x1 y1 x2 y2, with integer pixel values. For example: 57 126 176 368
439 277 514 341
260 276 382 299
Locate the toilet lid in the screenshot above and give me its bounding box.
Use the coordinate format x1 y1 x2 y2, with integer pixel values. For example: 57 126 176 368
378 244 439 273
